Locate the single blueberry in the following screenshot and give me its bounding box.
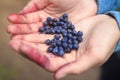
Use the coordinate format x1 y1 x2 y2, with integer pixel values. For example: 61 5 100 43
63 13 68 19
73 40 79 44
56 40 62 46
67 33 73 39
47 46 53 52
45 29 51 34
47 17 52 22
52 18 58 22
54 34 61 40
52 47 59 54
73 43 79 50
72 36 77 40
39 27 44 33
58 49 64 56
62 42 68 48
77 31 83 36
68 44 73 49
43 21 48 26
68 39 72 44
45 39 52 45
77 37 83 42
64 48 71 53
61 37 68 42
62 32 67 37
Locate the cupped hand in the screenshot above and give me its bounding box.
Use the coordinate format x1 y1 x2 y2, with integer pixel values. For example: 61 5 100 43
9 15 120 80
7 0 97 34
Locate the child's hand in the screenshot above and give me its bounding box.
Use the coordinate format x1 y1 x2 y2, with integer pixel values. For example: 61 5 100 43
7 0 97 34
9 15 120 79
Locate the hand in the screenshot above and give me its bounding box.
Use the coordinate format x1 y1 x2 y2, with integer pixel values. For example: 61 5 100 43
9 15 120 79
7 0 97 34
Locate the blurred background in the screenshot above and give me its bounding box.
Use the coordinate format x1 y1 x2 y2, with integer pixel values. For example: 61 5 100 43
0 0 119 80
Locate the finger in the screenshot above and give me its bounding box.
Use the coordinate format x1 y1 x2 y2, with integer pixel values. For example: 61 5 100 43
7 22 42 34
20 1 38 14
55 54 98 80
12 33 54 43
8 12 43 24
20 0 46 14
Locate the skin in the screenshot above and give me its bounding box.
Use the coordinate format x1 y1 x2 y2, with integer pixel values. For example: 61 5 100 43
8 15 120 80
7 0 97 34
7 0 120 80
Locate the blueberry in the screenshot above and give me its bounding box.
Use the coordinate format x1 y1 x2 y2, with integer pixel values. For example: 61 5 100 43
73 43 79 50
73 40 78 44
58 47 64 56
44 26 49 30
63 13 68 19
58 50 64 56
59 16 64 21
64 48 71 53
54 34 61 40
45 39 52 45
43 21 48 26
62 32 67 37
72 36 77 40
47 17 52 22
52 18 58 22
67 33 73 39
53 22 57 26
39 27 44 33
77 31 83 36
61 37 68 42
56 29 61 34
68 44 73 49
68 39 72 44
47 46 53 52
56 40 62 46
45 29 51 34
62 42 68 48
51 39 57 43
52 47 59 54
77 37 83 42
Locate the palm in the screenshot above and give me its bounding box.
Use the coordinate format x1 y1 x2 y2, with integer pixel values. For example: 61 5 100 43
10 15 120 75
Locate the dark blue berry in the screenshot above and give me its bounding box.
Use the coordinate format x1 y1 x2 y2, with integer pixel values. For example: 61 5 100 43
58 47 64 56
39 27 44 33
43 21 48 26
77 37 83 42
64 48 71 53
67 33 73 39
56 40 62 46
73 43 79 50
61 37 68 42
47 46 53 52
54 34 61 40
77 31 83 36
68 44 73 49
63 13 68 19
62 42 68 48
68 39 72 44
52 47 59 54
47 17 52 22
45 39 52 45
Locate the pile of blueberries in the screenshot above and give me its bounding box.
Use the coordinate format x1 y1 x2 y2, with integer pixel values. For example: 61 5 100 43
39 13 83 56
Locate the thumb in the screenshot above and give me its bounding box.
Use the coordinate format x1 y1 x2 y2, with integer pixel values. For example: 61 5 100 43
55 55 97 80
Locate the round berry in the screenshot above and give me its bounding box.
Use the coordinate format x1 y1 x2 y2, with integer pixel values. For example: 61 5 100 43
45 39 52 45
